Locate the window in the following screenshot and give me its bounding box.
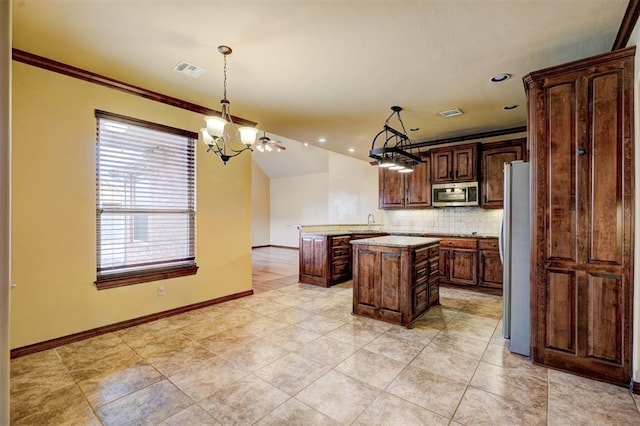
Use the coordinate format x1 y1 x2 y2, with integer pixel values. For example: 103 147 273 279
95 110 197 289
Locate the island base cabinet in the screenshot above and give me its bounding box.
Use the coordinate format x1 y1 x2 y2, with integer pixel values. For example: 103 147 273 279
352 242 439 328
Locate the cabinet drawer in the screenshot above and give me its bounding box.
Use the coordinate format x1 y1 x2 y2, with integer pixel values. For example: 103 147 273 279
440 239 478 249
429 259 439 276
415 245 440 263
478 239 499 250
331 261 350 276
332 246 351 258
331 236 351 247
414 247 430 263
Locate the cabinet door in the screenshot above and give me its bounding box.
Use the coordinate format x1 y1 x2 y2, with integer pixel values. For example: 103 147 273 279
378 252 403 324
449 249 478 285
405 157 431 208
379 167 404 209
353 248 379 316
300 236 326 279
431 150 453 183
481 140 524 208
452 145 477 181
479 250 502 288
439 248 450 281
528 49 633 385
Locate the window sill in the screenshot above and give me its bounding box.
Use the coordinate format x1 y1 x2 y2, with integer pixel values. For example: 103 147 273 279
95 264 198 290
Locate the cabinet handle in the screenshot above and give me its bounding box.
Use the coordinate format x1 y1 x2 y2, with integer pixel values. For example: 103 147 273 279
577 147 586 156
449 170 453 178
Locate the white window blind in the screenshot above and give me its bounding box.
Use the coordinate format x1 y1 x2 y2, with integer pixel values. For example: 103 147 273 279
95 110 196 285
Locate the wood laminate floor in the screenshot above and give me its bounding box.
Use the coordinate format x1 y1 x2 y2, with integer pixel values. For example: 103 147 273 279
9 247 640 424
252 246 299 294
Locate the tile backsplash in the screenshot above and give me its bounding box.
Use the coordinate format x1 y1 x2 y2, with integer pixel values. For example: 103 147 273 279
383 208 503 236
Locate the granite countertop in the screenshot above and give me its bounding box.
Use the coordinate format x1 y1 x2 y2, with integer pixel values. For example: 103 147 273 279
299 229 498 239
390 231 499 239
299 230 386 236
350 235 441 248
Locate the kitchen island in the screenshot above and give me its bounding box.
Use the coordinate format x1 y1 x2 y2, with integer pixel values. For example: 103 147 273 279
351 236 440 328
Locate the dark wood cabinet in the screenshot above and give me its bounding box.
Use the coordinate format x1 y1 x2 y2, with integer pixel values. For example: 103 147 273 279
480 139 526 208
450 249 478 285
330 235 352 284
439 238 479 286
299 235 327 285
430 143 478 184
439 237 502 291
478 239 502 289
525 47 634 385
352 239 439 328
299 232 387 286
378 168 404 209
379 157 431 209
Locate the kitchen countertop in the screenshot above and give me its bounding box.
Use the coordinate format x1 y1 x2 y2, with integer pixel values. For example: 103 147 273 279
390 231 499 239
299 229 498 239
350 235 441 248
300 230 386 236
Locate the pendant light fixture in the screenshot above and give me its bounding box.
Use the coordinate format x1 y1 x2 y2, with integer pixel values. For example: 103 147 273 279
200 45 259 165
368 106 421 173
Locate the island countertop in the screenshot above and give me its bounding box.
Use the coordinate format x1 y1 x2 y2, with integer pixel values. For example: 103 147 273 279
350 235 440 248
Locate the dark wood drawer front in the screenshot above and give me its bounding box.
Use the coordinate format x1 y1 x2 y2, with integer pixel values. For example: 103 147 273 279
478 239 499 250
332 246 351 258
332 236 351 246
415 247 430 263
441 239 478 249
429 258 439 276
332 261 350 277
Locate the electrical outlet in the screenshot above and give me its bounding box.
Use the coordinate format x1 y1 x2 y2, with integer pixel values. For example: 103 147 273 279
157 286 165 296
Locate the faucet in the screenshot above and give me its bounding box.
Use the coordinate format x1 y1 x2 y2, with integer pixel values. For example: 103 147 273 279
367 213 375 230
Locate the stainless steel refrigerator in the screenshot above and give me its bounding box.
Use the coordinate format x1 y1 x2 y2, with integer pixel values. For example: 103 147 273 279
499 160 530 356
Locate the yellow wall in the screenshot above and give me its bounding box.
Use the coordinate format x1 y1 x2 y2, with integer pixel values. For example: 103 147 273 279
10 61 252 349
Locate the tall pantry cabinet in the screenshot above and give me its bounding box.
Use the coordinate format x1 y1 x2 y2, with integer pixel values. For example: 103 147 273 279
525 46 634 385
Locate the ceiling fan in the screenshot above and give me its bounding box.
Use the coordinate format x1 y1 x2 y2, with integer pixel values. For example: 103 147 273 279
255 131 286 152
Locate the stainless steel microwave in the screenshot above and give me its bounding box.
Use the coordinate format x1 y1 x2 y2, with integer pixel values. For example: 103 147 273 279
432 181 479 207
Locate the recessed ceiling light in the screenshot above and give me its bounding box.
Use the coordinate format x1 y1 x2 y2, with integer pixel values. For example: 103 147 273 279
303 142 309 146
491 73 511 83
348 148 355 153
503 104 519 110
318 138 326 143
410 127 419 132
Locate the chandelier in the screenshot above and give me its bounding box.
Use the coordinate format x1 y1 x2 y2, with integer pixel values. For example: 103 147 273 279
200 45 259 165
368 106 421 173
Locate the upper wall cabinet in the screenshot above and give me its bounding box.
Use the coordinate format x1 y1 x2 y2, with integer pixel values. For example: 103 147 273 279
379 156 431 209
430 143 478 184
480 139 526 208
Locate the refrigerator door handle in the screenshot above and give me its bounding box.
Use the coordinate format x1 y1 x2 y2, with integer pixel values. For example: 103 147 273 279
499 212 504 265
502 162 512 340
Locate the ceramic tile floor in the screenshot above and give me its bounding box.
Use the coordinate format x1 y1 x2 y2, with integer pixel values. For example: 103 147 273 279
10 283 640 425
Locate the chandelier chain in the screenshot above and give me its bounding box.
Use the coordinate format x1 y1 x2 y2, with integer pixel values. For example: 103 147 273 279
223 54 228 101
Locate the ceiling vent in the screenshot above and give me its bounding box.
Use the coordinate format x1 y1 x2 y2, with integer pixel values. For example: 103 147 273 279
439 108 464 118
172 61 206 78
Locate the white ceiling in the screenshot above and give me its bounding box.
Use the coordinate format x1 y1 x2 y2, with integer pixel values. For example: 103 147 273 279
12 0 629 165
